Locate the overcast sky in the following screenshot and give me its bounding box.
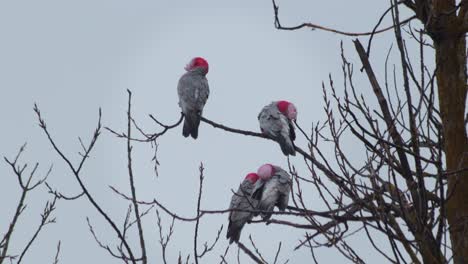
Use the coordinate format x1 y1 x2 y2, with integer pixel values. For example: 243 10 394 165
0 1 418 263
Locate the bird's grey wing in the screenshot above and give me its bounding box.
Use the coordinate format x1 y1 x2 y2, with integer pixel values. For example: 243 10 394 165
277 114 293 144
251 179 266 200
259 105 295 155
198 77 209 105
228 186 242 217
274 167 291 183
227 189 244 244
274 170 292 211
256 178 281 220
257 179 279 209
229 182 255 221
177 74 191 110
178 74 209 138
259 104 292 139
276 182 290 211
228 198 251 223
177 74 209 112
227 182 256 243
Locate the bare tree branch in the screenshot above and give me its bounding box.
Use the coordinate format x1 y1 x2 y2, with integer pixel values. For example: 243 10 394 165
34 104 138 263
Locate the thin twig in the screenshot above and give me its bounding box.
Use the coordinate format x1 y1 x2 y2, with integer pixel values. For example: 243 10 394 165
194 163 205 264
126 90 147 264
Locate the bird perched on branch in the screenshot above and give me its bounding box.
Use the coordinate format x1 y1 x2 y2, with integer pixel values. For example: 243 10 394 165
252 164 291 220
177 57 210 139
226 173 259 244
258 100 297 155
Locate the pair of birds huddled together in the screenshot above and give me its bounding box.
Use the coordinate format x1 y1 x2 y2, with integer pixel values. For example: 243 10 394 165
177 57 295 243
226 163 292 244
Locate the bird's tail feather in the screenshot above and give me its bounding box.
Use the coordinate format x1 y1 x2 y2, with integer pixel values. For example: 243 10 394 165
226 222 243 244
182 112 201 139
277 136 296 156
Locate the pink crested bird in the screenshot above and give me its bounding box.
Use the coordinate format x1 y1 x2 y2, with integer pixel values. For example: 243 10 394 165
258 100 297 156
226 173 260 244
252 164 291 220
177 57 210 139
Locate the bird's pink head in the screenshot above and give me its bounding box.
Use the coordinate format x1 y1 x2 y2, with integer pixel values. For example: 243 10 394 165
277 101 297 120
244 173 260 183
184 57 209 75
257 164 275 180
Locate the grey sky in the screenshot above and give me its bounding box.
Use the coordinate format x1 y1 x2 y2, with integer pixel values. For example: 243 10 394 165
0 0 414 263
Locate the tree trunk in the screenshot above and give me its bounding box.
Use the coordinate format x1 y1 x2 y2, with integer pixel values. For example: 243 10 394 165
434 26 468 264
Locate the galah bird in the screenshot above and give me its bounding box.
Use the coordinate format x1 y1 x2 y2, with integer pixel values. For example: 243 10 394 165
177 57 210 139
258 100 297 156
252 164 291 220
226 173 260 244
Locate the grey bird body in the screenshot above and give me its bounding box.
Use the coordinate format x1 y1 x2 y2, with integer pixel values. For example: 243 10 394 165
177 67 209 139
226 179 258 244
258 102 296 155
252 166 291 220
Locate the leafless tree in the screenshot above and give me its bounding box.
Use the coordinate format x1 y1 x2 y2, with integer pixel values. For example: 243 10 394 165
1 144 57 264
2 1 467 263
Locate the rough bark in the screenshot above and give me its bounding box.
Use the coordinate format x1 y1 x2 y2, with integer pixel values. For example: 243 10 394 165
429 1 468 263
435 35 468 264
